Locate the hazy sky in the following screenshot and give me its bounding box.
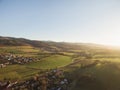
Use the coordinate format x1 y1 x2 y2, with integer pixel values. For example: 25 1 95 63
0 0 120 46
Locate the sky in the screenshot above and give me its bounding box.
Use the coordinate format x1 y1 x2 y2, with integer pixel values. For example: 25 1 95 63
0 0 120 46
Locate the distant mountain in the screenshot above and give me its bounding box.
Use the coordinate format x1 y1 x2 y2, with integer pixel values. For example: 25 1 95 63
0 36 111 53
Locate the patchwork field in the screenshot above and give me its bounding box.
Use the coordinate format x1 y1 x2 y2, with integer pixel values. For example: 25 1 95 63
0 55 72 81
0 37 120 90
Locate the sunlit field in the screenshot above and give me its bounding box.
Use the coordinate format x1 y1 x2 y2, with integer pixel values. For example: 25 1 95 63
0 54 72 81
27 55 72 69
0 41 120 90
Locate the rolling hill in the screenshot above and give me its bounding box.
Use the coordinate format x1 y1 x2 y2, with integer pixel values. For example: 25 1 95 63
1 36 120 90
0 36 113 53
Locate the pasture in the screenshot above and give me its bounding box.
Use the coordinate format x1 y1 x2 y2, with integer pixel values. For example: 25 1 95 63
1 45 120 90
0 55 72 81
65 59 120 90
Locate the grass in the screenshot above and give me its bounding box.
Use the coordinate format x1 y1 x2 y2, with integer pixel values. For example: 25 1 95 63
0 55 72 81
92 58 120 63
81 62 120 90
27 55 72 69
0 46 41 55
1 45 120 90
65 59 120 90
0 65 25 81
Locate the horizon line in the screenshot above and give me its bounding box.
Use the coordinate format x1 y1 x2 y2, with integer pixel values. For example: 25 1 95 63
0 35 120 47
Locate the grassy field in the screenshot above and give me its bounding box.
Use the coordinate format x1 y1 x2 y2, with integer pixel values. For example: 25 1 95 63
0 55 72 81
67 62 120 90
1 44 120 90
0 46 41 56
27 55 72 69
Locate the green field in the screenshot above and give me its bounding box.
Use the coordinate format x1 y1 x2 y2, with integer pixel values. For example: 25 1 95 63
27 55 72 69
1 43 120 90
0 46 41 56
0 55 72 81
66 61 120 90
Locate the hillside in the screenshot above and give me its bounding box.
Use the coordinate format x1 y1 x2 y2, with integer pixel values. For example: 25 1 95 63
0 36 113 52
1 36 120 90
1 36 120 60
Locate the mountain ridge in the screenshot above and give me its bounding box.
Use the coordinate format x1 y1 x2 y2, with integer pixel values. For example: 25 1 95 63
0 36 114 53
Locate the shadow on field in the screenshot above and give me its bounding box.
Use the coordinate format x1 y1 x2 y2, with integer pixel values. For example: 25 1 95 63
65 60 120 90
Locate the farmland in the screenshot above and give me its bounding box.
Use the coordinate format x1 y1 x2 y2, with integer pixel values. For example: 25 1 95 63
0 54 72 81
0 36 120 90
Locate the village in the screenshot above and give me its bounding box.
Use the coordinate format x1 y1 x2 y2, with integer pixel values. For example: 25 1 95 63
0 54 36 68
0 68 69 90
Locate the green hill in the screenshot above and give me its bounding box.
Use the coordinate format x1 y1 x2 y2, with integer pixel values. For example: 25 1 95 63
0 36 120 90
